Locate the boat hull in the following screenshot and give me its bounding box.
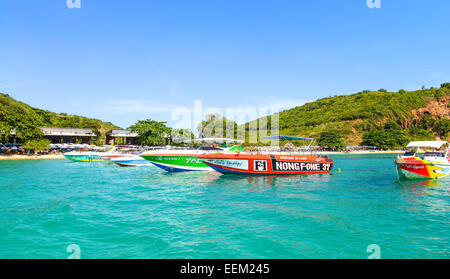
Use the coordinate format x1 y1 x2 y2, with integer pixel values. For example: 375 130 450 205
100 153 132 161
111 156 151 167
395 158 450 180
64 154 106 162
113 161 151 167
198 154 334 175
140 154 212 172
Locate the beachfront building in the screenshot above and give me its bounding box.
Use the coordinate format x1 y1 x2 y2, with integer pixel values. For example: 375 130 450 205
105 129 138 145
39 127 96 144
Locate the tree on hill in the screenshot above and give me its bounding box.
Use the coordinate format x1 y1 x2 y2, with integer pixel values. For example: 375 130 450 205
14 126 45 143
441 83 450 89
362 121 409 149
318 130 346 149
0 123 12 142
0 93 119 144
128 119 171 146
197 114 238 139
434 88 448 100
22 139 51 154
171 128 195 144
435 119 450 140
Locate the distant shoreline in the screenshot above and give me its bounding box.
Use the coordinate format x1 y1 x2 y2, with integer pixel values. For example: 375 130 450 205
0 151 405 161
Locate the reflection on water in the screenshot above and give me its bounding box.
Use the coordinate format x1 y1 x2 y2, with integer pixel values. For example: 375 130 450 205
209 173 332 186
397 178 447 188
393 177 449 217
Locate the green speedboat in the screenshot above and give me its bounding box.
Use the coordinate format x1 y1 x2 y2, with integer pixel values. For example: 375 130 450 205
140 138 242 172
140 149 212 172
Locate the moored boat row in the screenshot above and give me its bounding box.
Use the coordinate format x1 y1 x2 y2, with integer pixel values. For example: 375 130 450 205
62 137 450 180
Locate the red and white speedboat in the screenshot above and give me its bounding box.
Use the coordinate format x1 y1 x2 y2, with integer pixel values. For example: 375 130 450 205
198 153 334 175
197 135 334 175
395 141 450 180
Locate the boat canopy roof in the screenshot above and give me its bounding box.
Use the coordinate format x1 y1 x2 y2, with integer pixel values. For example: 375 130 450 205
406 141 448 149
262 135 314 141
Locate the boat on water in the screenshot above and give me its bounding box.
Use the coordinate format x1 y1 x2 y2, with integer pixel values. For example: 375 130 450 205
139 138 242 172
63 151 109 162
395 141 450 180
198 153 334 175
63 147 123 162
197 135 334 175
110 154 151 167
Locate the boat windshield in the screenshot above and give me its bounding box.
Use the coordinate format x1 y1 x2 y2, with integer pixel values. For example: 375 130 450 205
197 146 222 151
423 152 445 157
403 151 416 156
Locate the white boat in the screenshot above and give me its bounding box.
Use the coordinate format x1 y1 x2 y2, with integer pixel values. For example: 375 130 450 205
110 154 151 167
63 151 108 162
64 148 119 162
394 141 450 180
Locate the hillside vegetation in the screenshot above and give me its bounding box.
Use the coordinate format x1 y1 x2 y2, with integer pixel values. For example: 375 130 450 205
0 93 119 144
245 83 450 148
2 82 449 149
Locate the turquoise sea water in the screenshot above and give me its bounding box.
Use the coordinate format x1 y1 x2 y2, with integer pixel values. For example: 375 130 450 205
0 154 448 259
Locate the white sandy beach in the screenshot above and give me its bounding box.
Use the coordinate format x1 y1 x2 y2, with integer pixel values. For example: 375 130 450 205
0 154 65 160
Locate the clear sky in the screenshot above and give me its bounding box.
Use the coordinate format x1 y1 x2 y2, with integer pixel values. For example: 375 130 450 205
1 0 450 130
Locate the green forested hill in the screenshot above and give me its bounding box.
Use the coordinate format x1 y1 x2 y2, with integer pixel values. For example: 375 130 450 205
0 93 119 144
245 83 450 148
3 82 449 149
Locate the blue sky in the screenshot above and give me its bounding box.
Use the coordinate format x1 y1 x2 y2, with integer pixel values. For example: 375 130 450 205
1 0 450 130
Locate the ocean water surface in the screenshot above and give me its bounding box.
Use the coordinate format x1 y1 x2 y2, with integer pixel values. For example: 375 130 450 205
0 154 448 258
